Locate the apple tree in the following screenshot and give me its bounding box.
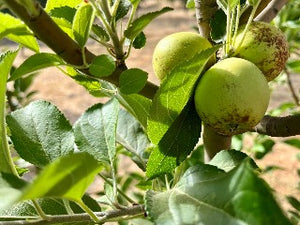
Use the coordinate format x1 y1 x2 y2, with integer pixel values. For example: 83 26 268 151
0 0 299 224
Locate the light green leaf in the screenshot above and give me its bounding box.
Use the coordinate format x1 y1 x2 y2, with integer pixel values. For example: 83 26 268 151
9 53 65 81
117 109 150 170
186 0 195 8
21 152 103 202
74 99 120 163
124 7 173 40
6 100 74 168
45 0 82 12
119 68 148 94
0 13 39 52
0 172 27 211
0 49 19 174
129 0 142 8
147 46 219 145
72 2 95 48
89 54 116 78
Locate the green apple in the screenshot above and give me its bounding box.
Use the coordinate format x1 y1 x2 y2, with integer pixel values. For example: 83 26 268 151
194 57 270 136
234 21 289 81
152 32 214 81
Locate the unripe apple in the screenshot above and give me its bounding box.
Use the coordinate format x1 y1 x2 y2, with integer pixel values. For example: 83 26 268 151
234 21 289 81
194 57 270 136
153 32 214 81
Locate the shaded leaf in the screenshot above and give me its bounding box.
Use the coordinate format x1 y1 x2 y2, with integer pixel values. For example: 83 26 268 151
89 54 116 78
119 68 148 94
49 6 76 23
21 152 102 202
45 0 82 12
133 32 146 49
114 0 131 21
6 100 74 167
210 9 227 42
9 53 65 81
74 99 119 163
92 24 110 42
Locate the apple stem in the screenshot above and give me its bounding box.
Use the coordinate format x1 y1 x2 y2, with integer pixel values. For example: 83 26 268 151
225 5 232 55
232 4 241 47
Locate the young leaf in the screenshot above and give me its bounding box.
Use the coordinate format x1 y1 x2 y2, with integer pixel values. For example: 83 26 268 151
133 32 146 49
0 172 27 211
9 53 66 81
146 160 293 225
49 6 77 23
72 2 95 48
114 0 131 21
0 13 39 52
119 68 148 94
147 46 219 145
117 109 150 170
74 99 119 163
45 0 82 12
124 7 173 40
6 100 74 168
0 49 19 174
146 100 201 179
89 54 116 78
21 152 103 202
92 24 110 42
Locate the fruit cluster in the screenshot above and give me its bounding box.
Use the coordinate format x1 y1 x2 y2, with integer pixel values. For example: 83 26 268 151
152 22 289 136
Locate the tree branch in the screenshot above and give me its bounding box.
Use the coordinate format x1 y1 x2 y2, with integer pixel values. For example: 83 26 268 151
2 0 158 99
255 0 289 22
285 68 300 106
240 0 272 24
254 114 300 137
0 204 145 225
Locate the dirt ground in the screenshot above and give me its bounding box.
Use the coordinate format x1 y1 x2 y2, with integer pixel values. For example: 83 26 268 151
6 0 300 215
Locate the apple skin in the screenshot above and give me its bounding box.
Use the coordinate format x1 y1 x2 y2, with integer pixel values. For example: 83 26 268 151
153 32 214 81
194 57 270 136
234 21 289 82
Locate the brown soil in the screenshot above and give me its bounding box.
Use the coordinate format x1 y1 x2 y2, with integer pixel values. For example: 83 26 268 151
7 0 300 216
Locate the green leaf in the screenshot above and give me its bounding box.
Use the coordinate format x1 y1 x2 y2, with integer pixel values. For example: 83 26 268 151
114 0 131 21
146 100 201 179
117 109 150 170
287 59 300 73
0 49 19 174
119 68 148 94
210 9 227 43
186 0 195 9
228 0 239 9
247 0 260 6
146 160 293 225
132 32 146 49
9 53 65 81
45 0 82 12
209 150 258 172
21 152 102 202
0 13 39 52
89 54 116 77
74 99 119 163
252 138 275 159
72 2 95 48
284 138 300 149
92 24 110 42
124 7 173 40
0 172 27 211
6 100 74 168
129 0 141 8
287 196 300 211
49 6 77 23
147 46 219 145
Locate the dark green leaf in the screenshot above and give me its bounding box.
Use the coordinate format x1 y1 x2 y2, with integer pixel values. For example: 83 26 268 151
92 24 110 42
287 196 300 211
9 53 65 81
209 150 258 172
21 152 103 202
89 54 116 77
74 99 119 163
0 172 27 211
0 13 39 52
119 68 148 94
284 138 300 149
124 7 173 40
252 139 275 159
210 9 227 43
146 100 201 179
49 6 76 23
6 100 74 167
72 2 95 48
117 109 150 170
147 46 219 145
114 0 131 21
132 32 146 49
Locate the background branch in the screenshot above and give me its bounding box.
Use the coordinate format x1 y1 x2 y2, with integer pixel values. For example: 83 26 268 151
255 0 289 22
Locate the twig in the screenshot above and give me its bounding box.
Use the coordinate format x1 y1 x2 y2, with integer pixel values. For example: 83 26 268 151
285 67 300 106
0 205 145 225
254 114 300 137
240 0 272 24
255 0 289 22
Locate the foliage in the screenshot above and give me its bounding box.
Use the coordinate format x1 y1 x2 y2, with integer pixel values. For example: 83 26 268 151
0 0 298 224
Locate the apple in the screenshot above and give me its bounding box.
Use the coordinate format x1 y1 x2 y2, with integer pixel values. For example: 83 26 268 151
152 32 214 81
194 57 270 136
233 21 289 81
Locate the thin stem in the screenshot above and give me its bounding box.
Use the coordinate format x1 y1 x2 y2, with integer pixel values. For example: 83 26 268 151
76 200 100 223
63 199 74 215
99 0 112 23
285 67 300 106
99 173 136 204
111 0 121 18
225 5 231 55
32 200 49 220
232 4 241 46
110 160 118 203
